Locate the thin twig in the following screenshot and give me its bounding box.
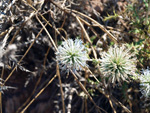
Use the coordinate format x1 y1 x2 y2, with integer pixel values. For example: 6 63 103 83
84 70 88 113
50 1 118 43
20 74 57 113
70 69 107 113
4 22 45 84
94 85 131 113
105 95 117 113
70 10 118 43
56 63 65 113
9 11 36 44
22 0 66 41
16 42 51 113
36 15 58 52
76 16 97 59
2 26 14 48
0 68 4 113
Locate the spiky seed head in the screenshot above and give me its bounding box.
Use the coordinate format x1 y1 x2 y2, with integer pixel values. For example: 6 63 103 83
0 36 17 68
100 44 137 85
138 68 150 97
55 38 88 71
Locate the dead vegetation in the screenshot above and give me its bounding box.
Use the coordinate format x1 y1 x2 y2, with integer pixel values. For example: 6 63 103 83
0 0 150 113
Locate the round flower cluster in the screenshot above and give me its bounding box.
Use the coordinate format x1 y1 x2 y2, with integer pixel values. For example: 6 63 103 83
55 39 88 71
138 68 150 97
100 44 137 85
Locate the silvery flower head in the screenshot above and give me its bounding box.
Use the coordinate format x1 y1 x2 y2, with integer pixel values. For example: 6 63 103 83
0 37 17 68
100 44 137 85
55 38 88 71
138 68 150 97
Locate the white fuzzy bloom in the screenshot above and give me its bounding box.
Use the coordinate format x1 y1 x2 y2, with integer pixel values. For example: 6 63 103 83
0 36 17 68
100 44 137 85
138 68 150 97
55 39 88 71
0 37 7 67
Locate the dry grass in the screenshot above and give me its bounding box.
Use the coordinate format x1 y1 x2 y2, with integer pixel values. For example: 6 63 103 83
0 0 149 113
